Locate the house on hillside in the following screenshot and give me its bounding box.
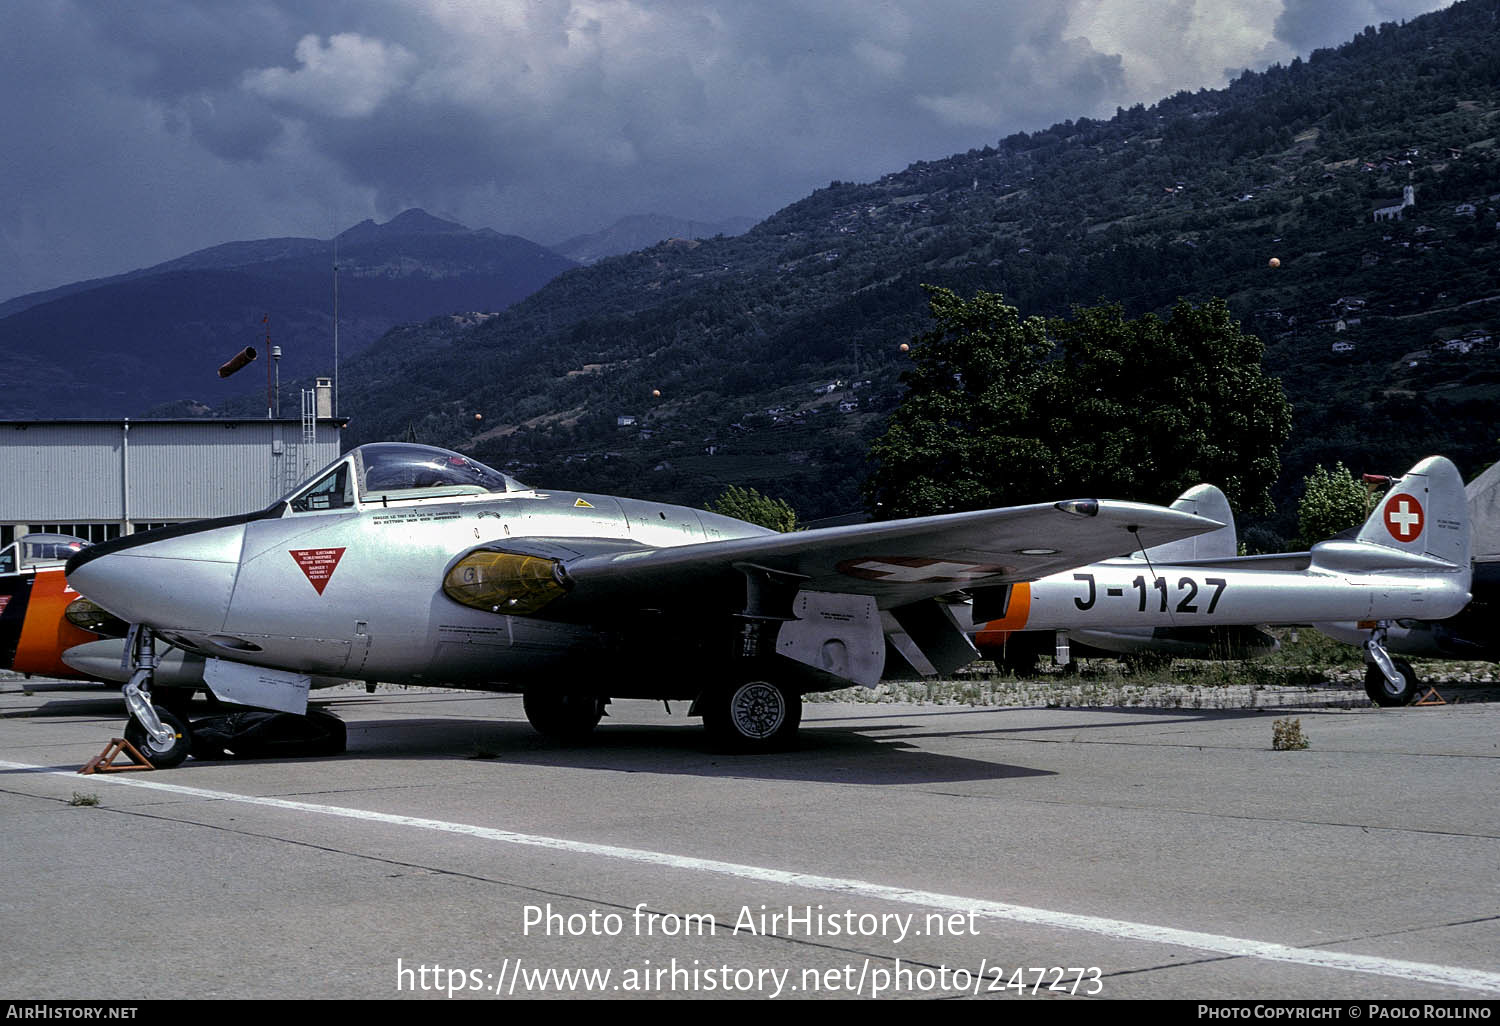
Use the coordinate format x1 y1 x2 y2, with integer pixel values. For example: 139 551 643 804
1373 185 1416 222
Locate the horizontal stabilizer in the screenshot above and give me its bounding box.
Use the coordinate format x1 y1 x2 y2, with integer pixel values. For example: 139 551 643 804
1133 484 1237 563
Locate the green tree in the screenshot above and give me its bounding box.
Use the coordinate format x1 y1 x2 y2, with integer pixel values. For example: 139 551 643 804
708 485 798 532
863 287 1059 519
865 288 1292 517
1049 297 1291 515
1298 462 1374 544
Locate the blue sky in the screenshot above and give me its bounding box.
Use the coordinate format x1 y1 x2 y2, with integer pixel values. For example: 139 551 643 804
1 0 1452 301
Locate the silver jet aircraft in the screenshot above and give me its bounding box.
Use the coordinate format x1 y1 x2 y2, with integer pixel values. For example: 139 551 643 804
973 483 1284 669
63 442 1222 767
1315 455 1500 704
969 456 1472 702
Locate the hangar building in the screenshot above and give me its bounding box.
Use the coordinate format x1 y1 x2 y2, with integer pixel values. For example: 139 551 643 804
0 386 344 548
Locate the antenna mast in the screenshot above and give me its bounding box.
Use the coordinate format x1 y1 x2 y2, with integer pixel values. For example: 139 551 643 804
263 314 272 419
332 232 340 417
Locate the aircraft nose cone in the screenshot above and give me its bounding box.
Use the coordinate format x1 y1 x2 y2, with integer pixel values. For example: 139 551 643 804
66 522 246 633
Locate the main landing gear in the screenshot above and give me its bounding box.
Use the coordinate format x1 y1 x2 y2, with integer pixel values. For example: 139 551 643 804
522 689 607 741
698 677 802 752
518 680 802 751
120 625 192 768
1363 624 1421 707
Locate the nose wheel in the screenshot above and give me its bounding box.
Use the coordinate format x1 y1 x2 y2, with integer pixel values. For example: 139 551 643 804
1364 625 1420 707
119 624 193 768
123 705 192 769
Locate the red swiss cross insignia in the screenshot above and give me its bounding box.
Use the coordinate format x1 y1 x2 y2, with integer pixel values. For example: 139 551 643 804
1382 493 1424 543
290 548 347 594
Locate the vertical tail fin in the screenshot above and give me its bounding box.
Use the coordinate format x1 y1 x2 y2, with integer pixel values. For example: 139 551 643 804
1463 459 1500 562
1134 484 1237 562
1354 456 1470 567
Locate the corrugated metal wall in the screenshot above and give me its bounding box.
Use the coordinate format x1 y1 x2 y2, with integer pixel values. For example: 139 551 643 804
0 423 123 519
0 420 343 523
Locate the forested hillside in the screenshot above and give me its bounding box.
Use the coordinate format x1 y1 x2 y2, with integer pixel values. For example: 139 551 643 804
336 1 1500 540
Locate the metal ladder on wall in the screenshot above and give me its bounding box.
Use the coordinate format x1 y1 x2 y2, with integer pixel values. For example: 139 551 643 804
274 387 319 496
297 387 317 485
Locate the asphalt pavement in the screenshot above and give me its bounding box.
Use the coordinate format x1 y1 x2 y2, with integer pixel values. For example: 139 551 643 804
1 679 1496 1001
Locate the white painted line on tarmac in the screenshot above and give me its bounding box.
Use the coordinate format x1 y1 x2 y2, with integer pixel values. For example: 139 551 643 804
13 759 1499 994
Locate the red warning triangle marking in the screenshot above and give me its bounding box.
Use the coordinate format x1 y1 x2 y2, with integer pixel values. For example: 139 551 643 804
290 548 347 595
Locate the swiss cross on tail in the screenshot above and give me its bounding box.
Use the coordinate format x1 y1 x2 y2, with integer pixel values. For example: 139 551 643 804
1383 493 1424 543
290 548 347 594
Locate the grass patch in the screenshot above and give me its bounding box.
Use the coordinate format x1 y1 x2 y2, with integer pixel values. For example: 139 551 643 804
1272 717 1310 750
806 628 1385 709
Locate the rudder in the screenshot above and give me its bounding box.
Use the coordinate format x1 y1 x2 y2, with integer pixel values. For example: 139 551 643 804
1355 456 1469 568
1136 484 1237 562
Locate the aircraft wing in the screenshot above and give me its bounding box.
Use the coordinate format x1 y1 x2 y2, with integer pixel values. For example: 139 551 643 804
451 499 1222 620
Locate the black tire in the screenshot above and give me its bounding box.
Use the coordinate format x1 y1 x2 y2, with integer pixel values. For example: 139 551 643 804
701 679 802 751
996 647 1040 678
523 690 605 741
1365 659 1420 706
304 709 347 755
124 706 191 769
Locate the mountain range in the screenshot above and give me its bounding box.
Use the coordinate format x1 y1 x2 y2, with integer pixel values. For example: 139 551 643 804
0 209 578 419
551 214 757 265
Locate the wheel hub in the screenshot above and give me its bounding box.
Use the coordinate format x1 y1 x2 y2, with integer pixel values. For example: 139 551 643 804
730 682 785 739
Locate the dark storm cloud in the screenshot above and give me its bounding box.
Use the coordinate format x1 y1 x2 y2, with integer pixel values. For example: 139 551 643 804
212 2 1136 237
1274 0 1453 53
0 0 1456 302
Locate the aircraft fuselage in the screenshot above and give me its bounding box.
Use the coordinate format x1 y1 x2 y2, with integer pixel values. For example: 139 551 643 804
69 486 769 696
976 551 1471 644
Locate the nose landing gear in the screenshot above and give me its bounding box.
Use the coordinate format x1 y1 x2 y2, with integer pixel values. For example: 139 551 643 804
1364 624 1420 707
119 625 192 768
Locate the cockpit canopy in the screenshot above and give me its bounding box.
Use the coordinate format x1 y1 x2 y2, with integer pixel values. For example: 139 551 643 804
285 443 524 513
0 533 89 575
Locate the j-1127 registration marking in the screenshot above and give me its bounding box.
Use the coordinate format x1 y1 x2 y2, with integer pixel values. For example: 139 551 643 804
1071 572 1228 614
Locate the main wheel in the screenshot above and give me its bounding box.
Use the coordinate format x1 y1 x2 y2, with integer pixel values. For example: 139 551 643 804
1365 658 1419 706
701 679 801 751
523 690 605 741
995 646 1040 678
123 706 192 769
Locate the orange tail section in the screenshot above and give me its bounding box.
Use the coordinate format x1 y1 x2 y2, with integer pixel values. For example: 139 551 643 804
974 581 1032 649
